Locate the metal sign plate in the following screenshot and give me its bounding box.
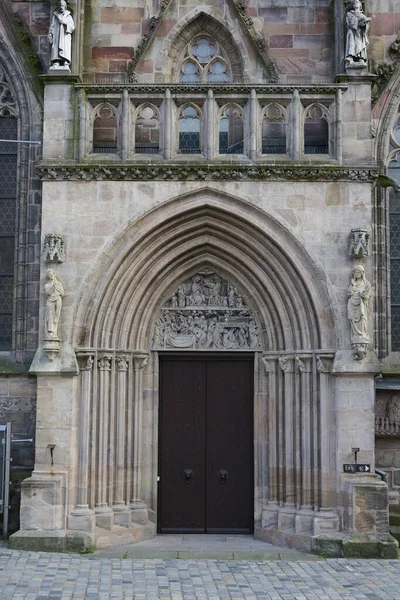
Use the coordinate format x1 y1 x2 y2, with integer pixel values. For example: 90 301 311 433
343 464 371 473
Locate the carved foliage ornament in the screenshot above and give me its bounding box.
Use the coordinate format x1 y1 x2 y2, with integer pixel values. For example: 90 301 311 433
152 270 261 351
36 164 380 183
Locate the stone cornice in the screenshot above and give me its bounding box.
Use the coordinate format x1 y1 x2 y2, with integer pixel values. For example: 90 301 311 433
36 162 379 182
76 83 348 96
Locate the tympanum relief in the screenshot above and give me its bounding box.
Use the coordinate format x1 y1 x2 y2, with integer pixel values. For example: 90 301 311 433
152 271 261 351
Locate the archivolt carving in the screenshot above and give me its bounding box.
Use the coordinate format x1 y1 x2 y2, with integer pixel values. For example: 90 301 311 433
152 270 261 351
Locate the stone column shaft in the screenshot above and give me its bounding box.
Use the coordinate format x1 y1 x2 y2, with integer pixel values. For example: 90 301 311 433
280 357 295 506
318 355 334 509
263 356 278 503
121 89 129 160
132 353 149 504
298 357 313 508
78 89 86 161
77 355 94 507
114 356 129 507
163 89 172 159
249 89 258 160
336 89 343 163
291 89 301 160
206 89 215 159
96 355 112 509
312 358 320 511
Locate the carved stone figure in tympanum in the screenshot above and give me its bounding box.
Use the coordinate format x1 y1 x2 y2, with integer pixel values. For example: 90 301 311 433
347 265 371 359
152 270 261 351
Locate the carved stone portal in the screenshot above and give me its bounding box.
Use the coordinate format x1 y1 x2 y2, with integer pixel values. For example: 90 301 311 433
151 270 261 351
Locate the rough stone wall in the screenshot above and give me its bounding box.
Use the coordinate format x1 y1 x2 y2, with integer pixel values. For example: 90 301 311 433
368 0 400 64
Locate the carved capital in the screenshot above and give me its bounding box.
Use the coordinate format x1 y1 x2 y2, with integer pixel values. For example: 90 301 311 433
349 229 369 258
133 353 149 372
98 354 112 371
43 234 66 263
77 354 94 371
296 356 312 373
116 355 130 371
262 356 277 373
316 355 332 374
279 356 294 373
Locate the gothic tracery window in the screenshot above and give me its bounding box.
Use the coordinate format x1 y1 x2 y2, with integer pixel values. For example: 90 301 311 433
178 105 202 154
0 69 18 349
303 103 329 155
178 37 231 84
92 103 118 154
134 105 160 154
219 105 244 155
262 103 287 155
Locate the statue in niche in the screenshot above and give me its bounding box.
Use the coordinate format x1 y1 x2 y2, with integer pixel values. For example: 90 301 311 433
345 0 371 67
347 265 371 359
48 0 75 71
44 269 64 340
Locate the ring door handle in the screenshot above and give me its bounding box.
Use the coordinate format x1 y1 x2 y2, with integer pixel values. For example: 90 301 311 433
218 469 229 483
184 468 194 482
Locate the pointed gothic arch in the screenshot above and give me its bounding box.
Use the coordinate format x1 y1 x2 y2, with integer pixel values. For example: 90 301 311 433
73 189 336 352
159 10 248 83
0 35 42 358
68 189 339 547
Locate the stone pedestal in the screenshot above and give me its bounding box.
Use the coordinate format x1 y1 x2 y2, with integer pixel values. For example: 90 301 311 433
131 501 148 525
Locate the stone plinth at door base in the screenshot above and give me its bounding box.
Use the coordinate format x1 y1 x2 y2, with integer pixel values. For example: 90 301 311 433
255 526 398 557
9 521 157 553
313 533 399 558
9 529 94 553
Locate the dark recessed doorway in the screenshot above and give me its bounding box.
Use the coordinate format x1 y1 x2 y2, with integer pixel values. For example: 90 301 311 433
158 354 254 534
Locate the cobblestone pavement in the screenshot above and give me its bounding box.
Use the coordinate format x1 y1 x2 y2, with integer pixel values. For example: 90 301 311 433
1 549 400 600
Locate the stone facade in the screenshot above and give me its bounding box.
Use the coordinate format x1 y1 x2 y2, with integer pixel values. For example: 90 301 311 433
1 0 400 557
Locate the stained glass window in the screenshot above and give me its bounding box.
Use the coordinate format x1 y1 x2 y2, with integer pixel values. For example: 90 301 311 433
0 116 17 349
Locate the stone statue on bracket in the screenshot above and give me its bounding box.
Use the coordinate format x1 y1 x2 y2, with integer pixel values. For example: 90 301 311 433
43 269 64 360
345 0 372 68
48 0 75 71
347 265 371 360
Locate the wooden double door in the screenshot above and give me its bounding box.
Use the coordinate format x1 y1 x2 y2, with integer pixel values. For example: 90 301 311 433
158 355 254 534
